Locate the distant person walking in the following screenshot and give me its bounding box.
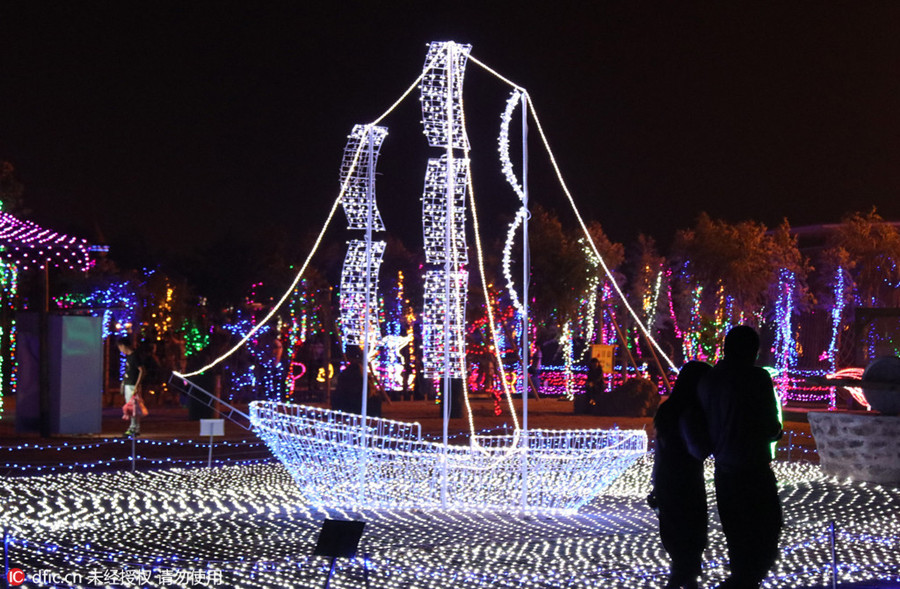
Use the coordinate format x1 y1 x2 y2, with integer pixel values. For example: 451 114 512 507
699 326 783 588
118 338 145 437
650 360 712 589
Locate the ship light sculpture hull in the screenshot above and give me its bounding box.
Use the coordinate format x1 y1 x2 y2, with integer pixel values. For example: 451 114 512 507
250 401 647 512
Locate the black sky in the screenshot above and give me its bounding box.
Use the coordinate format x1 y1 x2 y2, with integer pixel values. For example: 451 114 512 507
2 2 900 260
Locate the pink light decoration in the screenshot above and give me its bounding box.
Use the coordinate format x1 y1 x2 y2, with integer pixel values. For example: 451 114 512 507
0 211 93 271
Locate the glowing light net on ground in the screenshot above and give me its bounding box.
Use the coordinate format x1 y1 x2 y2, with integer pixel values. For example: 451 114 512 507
250 400 647 511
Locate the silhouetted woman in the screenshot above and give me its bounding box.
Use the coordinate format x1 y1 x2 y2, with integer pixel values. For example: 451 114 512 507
649 360 713 589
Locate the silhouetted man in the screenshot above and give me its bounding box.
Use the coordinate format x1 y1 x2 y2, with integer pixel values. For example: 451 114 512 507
698 325 783 588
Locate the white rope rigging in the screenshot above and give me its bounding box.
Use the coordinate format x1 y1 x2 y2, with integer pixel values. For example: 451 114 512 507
177 66 434 378
180 47 675 390
467 57 677 372
465 165 521 433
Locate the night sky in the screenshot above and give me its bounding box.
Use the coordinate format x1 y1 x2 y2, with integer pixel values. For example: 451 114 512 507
2 3 900 262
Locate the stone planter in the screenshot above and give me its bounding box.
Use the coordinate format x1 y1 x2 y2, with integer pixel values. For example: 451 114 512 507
808 411 900 486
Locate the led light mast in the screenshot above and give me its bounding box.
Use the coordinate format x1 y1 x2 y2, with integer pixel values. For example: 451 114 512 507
519 89 530 510
337 123 388 503
419 41 472 507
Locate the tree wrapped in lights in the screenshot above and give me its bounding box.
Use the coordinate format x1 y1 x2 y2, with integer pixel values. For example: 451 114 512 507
626 234 667 358
670 214 808 364
813 210 900 376
467 285 519 414
824 209 900 309
53 281 139 340
0 257 17 410
220 302 285 402
528 205 624 395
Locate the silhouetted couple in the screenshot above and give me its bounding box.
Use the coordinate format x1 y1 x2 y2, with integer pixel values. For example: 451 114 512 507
651 326 783 589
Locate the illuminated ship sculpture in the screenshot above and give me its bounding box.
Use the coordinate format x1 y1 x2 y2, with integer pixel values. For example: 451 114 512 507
250 401 647 511
218 42 659 511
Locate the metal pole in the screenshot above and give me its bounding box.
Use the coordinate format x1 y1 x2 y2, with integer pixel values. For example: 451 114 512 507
3 527 10 589
829 520 838 589
39 264 50 437
131 435 136 473
441 42 456 509
359 125 376 506
324 556 337 589
520 90 530 510
207 432 214 468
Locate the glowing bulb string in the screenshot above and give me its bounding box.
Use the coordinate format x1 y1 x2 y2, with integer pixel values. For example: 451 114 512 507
456 65 521 441
177 64 436 379
524 96 676 371
465 159 521 436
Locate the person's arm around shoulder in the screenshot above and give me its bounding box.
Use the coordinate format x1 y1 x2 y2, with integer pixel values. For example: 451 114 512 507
680 402 713 461
756 367 783 442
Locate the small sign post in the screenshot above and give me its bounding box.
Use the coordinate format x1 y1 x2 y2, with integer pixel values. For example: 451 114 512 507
314 519 366 589
590 344 615 374
200 419 225 468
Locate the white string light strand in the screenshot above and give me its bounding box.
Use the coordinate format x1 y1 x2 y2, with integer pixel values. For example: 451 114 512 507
469 53 676 371
465 155 521 433
523 96 676 371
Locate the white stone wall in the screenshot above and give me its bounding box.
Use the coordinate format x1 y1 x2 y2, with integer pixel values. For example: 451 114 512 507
808 412 900 485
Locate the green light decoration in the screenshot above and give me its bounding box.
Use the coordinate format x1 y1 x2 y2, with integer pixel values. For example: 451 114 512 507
0 257 18 418
180 319 209 357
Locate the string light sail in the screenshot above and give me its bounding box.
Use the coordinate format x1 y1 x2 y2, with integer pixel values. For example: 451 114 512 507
338 123 389 352
339 124 388 232
421 155 470 378
339 239 386 348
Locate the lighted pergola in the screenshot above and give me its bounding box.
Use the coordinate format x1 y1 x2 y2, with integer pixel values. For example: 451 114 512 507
0 210 94 272
0 210 98 420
